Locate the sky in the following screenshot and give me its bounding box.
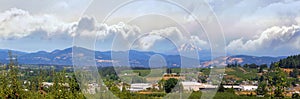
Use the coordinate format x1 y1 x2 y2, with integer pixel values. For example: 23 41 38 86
0 0 299 57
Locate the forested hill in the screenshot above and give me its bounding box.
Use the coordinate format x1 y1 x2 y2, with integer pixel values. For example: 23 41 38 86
277 54 300 68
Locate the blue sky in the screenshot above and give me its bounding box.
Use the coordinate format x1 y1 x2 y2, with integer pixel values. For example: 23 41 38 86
0 0 299 56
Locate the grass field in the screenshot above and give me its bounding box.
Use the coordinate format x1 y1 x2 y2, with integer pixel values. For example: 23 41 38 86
118 67 259 83
225 67 258 81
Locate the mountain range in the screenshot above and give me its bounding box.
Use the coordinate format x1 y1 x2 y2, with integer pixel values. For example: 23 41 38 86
0 47 286 68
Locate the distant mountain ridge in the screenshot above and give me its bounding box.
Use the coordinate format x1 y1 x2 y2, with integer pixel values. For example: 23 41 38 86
226 55 286 65
0 47 287 67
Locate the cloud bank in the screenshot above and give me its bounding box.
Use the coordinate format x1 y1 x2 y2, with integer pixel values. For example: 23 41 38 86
0 8 73 40
0 8 209 52
227 25 300 55
1 0 300 57
210 0 300 40
71 17 209 52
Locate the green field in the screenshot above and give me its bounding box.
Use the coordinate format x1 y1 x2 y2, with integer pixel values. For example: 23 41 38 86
225 67 259 81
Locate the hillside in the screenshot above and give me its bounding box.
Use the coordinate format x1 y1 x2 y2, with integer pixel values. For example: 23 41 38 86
0 47 200 68
226 55 285 65
225 67 258 81
0 47 288 67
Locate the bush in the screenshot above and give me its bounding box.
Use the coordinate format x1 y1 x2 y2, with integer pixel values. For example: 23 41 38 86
292 93 300 99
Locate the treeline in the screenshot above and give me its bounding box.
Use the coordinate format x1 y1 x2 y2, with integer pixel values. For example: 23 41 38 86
0 65 85 98
227 63 267 69
0 51 85 98
227 54 300 69
277 54 300 68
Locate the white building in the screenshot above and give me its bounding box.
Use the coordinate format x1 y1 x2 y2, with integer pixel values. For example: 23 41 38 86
240 85 258 91
86 83 100 94
42 82 69 88
224 85 258 91
42 82 54 88
181 82 219 91
181 82 203 91
224 85 241 89
181 81 258 91
129 83 152 92
202 84 218 89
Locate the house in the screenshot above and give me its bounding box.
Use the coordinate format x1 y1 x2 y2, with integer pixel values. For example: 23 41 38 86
42 82 69 88
42 82 54 88
129 83 152 92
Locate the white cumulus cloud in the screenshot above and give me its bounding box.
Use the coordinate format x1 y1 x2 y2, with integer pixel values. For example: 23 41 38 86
71 17 209 51
0 8 210 52
227 25 300 54
0 8 74 39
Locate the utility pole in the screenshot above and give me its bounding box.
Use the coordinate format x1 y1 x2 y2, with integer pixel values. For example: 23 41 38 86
7 50 20 98
7 50 13 70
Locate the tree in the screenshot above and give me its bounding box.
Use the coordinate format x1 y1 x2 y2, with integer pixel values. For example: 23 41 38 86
258 67 264 73
244 64 249 68
227 86 235 93
267 63 288 98
270 62 276 69
249 63 259 68
5 50 23 98
164 78 178 93
199 75 207 83
292 93 300 98
259 75 265 82
218 83 225 92
259 64 267 73
260 64 268 69
256 81 267 96
234 61 238 67
158 79 165 91
290 68 298 78
166 68 172 74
